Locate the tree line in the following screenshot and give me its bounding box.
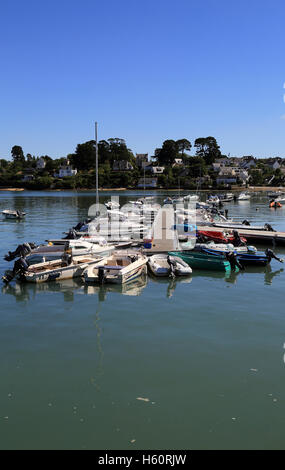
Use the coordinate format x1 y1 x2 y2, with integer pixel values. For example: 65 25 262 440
0 136 227 189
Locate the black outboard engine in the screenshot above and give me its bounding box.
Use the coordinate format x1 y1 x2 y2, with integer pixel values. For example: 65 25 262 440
4 242 37 262
2 257 29 284
167 255 177 277
128 254 138 263
265 249 284 263
232 230 246 247
225 252 244 271
264 223 275 232
63 228 77 240
98 266 106 285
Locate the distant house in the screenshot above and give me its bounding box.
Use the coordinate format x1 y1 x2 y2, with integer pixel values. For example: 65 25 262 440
136 153 148 168
267 159 281 170
216 168 237 185
151 166 165 174
113 160 134 171
141 161 153 171
138 177 157 188
240 156 256 169
36 157 46 170
172 158 184 168
54 159 77 178
215 157 229 166
234 169 250 185
212 162 222 172
21 168 35 182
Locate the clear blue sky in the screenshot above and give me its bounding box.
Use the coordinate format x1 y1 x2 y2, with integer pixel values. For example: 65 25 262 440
1 0 284 160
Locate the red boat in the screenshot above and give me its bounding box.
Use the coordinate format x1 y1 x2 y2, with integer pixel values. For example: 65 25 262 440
197 230 247 245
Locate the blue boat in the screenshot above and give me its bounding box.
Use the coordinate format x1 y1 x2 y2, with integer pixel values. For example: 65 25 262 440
196 247 282 267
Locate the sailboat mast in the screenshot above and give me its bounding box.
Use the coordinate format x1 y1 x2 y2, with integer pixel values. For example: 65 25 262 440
95 121 99 208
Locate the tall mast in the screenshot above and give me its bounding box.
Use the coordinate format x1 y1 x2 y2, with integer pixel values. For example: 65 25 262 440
95 121 99 208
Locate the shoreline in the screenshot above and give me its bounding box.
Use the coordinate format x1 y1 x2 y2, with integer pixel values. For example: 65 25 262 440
0 186 284 193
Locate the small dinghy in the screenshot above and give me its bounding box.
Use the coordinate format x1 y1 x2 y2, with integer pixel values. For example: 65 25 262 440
2 209 26 219
84 251 148 284
147 254 192 277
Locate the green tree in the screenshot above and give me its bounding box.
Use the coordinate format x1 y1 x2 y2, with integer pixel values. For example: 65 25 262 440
176 139 192 160
194 137 221 165
155 140 178 166
11 145 25 165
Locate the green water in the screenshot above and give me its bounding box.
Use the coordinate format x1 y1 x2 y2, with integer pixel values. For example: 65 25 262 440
0 190 285 450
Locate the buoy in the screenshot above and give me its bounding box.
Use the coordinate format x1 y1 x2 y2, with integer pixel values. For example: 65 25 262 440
269 201 282 208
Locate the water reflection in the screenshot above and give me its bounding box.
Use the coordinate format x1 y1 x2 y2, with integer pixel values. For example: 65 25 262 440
84 274 148 300
1 275 148 303
1 278 84 303
149 274 192 298
264 266 284 285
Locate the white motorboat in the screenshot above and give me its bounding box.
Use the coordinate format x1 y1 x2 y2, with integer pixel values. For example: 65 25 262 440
206 195 220 205
184 194 199 202
25 240 115 264
84 251 148 284
147 254 192 277
2 209 26 219
238 192 251 201
3 255 104 284
104 200 120 210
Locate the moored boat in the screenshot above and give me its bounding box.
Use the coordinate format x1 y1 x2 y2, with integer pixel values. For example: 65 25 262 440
3 254 104 284
238 192 251 201
168 250 234 272
84 251 148 284
147 254 192 277
2 209 26 219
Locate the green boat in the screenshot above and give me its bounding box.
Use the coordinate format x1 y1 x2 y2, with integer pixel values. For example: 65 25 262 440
168 250 233 272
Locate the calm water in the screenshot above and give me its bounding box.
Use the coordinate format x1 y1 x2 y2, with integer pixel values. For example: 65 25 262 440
1 190 285 450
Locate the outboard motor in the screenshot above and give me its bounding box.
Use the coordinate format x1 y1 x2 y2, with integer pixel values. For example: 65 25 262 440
128 254 138 263
265 249 284 263
225 252 244 271
73 218 91 231
232 230 246 247
63 228 77 240
264 223 275 232
2 257 29 284
98 266 106 285
4 242 37 262
167 255 177 278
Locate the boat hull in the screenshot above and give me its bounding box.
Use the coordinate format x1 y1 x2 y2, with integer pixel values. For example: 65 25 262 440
84 255 148 284
23 258 102 283
168 251 231 272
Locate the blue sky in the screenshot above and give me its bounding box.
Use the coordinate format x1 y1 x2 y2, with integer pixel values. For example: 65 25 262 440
1 0 284 160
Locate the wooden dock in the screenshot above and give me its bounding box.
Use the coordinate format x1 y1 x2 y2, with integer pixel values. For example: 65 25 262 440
197 226 285 247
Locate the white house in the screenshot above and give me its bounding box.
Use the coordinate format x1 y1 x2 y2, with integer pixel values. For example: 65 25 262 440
55 159 77 178
172 158 184 168
151 166 165 174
